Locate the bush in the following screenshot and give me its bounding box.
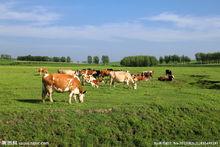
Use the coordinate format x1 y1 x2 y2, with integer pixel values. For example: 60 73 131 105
120 56 158 67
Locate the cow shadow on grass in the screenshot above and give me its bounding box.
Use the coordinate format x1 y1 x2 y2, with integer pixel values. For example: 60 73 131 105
16 99 42 104
16 99 58 104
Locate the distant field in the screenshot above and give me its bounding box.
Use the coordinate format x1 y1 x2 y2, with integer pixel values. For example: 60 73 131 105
0 65 220 146
1 59 220 67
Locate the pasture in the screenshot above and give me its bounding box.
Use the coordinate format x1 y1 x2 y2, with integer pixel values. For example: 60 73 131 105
0 65 220 146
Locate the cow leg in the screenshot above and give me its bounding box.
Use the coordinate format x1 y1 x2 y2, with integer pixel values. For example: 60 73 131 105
47 86 53 102
110 78 114 87
134 83 137 90
49 93 53 102
79 95 84 103
126 80 129 86
69 91 74 104
82 79 85 85
73 94 78 103
82 75 86 86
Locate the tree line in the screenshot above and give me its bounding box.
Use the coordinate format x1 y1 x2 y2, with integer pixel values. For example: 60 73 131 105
195 52 220 64
120 56 158 67
87 55 110 64
159 55 191 64
0 54 12 60
17 55 71 62
2 52 220 65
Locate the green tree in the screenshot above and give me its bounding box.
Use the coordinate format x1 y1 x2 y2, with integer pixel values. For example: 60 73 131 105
159 56 164 64
164 56 170 64
1 54 12 60
66 56 71 63
195 52 220 64
93 56 99 64
87 56 92 64
53 57 60 62
120 55 158 67
60 56 66 62
101 55 110 65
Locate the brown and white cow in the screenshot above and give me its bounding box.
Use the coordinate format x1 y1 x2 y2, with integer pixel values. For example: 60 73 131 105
79 69 99 85
57 69 79 76
142 70 154 78
132 73 151 82
80 69 97 76
158 75 175 81
83 75 101 88
42 73 86 104
37 67 48 75
110 71 137 89
100 69 113 77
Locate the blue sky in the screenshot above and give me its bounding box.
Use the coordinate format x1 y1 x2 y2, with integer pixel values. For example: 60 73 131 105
0 0 220 61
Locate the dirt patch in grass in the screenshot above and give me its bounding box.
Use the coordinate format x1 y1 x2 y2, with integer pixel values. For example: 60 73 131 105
196 80 220 90
189 74 209 79
76 108 113 114
189 74 220 90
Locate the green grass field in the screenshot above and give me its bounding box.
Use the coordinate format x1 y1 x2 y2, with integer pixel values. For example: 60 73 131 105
0 65 220 146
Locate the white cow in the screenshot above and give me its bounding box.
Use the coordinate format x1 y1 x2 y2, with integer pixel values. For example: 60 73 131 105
57 69 79 76
109 71 137 89
83 75 100 88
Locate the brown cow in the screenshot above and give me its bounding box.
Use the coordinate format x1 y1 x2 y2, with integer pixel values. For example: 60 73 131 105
37 67 48 75
42 73 86 104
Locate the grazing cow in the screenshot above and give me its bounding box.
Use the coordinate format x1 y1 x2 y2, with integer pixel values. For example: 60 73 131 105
57 69 79 76
158 75 175 81
42 73 86 104
110 71 137 89
37 67 48 75
79 69 98 85
166 69 172 76
92 70 101 78
100 69 113 77
143 70 154 78
83 75 101 88
99 69 114 84
132 73 151 81
80 69 97 76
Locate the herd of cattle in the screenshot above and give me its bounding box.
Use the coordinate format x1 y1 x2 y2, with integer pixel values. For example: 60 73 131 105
38 67 174 104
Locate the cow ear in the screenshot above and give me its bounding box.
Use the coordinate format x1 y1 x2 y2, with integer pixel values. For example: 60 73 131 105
83 91 87 94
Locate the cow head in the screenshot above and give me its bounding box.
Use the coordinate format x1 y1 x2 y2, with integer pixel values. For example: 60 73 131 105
79 91 87 103
168 75 175 81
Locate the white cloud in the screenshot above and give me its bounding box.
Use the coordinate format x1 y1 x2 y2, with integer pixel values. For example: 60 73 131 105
0 2 60 25
147 12 220 30
0 3 220 43
0 22 220 42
